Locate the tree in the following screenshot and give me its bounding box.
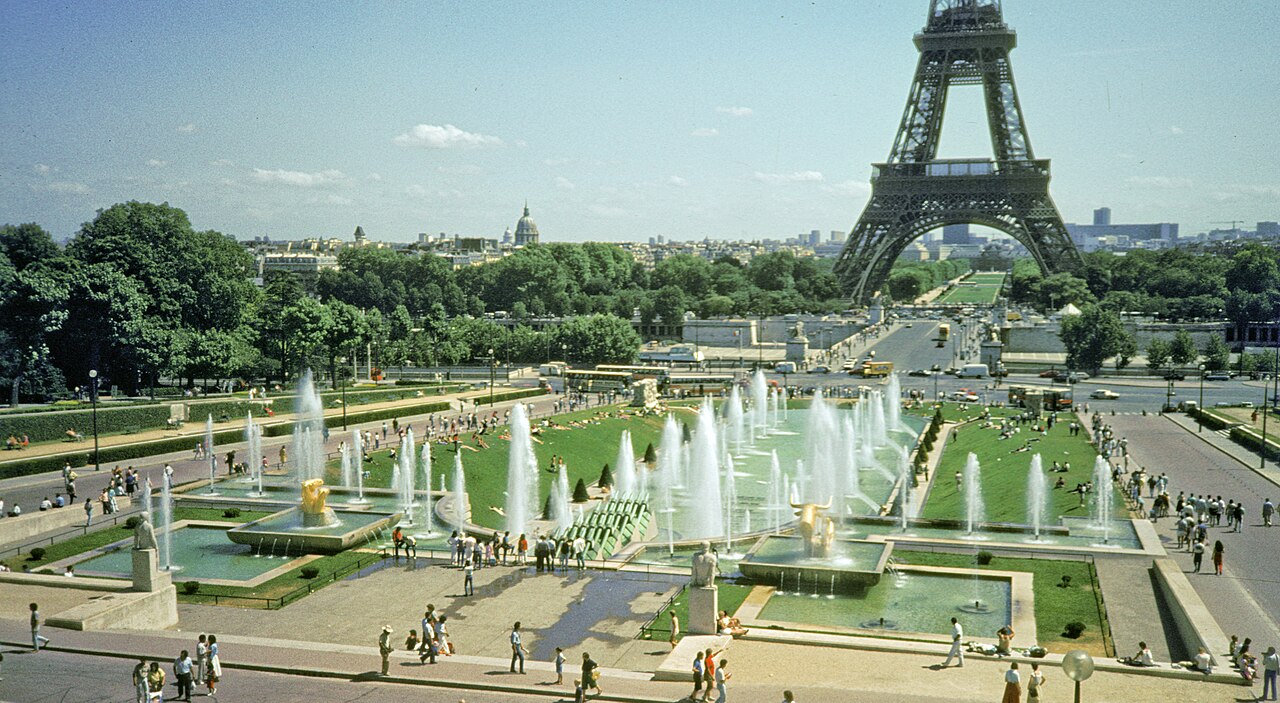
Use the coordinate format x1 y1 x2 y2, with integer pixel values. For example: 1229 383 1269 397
598 463 613 489
0 223 60 272
1038 273 1094 311
550 315 641 366
1114 331 1138 371
572 478 590 502
1201 334 1230 371
1059 305 1127 373
1146 338 1171 372
1169 329 1197 366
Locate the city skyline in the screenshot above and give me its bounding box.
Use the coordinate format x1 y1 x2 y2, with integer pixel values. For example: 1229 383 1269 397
3 1 1277 243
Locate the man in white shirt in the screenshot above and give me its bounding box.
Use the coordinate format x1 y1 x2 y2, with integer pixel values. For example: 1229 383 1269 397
941 617 964 667
1121 642 1155 667
1193 647 1212 674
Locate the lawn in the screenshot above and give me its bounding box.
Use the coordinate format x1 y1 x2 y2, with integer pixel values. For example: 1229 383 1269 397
905 402 1022 424
921 412 1122 525
326 405 680 531
937 273 1005 305
648 583 754 641
3 506 272 572
178 549 380 607
895 549 1112 656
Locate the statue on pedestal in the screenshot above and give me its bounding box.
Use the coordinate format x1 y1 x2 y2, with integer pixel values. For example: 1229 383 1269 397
133 513 158 551
690 540 719 587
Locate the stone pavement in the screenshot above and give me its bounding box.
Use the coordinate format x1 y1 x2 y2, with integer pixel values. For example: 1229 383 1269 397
1105 412 1280 648
1090 555 1184 662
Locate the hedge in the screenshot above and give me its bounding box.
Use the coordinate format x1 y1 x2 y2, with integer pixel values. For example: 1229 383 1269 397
1229 426 1280 461
0 405 172 443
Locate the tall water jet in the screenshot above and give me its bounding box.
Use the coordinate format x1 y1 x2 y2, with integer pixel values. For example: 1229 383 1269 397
553 465 573 531
350 428 368 504
1027 454 1047 540
657 415 682 547
340 444 354 488
420 442 436 535
204 415 218 495
160 470 174 570
452 452 468 532
398 429 416 523
870 392 888 447
614 430 637 497
752 370 769 437
898 453 912 532
291 371 326 483
686 397 724 538
244 412 261 482
726 386 745 454
885 373 903 432
722 451 737 553
505 403 540 536
1092 455 1113 544
805 390 840 509
768 451 784 533
842 418 878 510
964 453 984 535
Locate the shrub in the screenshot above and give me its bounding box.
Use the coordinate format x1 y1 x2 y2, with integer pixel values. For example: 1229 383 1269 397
0 404 171 443
300 566 320 579
1063 621 1087 638
572 478 591 503
29 547 46 561
599 463 614 488
182 581 201 595
124 515 145 529
222 508 242 518
975 551 994 565
1059 575 1072 588
643 442 657 464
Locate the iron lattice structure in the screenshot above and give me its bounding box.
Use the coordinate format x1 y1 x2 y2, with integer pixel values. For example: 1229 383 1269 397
834 0 1081 303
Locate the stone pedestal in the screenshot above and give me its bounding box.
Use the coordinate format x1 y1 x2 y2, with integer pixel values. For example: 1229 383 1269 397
785 338 809 363
688 585 720 635
630 379 659 409
131 548 171 593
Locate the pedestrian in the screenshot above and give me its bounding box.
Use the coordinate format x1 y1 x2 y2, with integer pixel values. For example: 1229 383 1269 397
509 622 527 674
133 659 149 703
1027 662 1044 702
714 658 730 703
84 498 93 527
195 634 207 686
1213 540 1225 575
582 652 601 696
1263 646 1279 700
573 678 586 703
555 647 565 685
942 617 964 667
1192 539 1205 572
463 558 474 596
205 635 221 694
781 691 796 702
691 650 705 699
1001 662 1021 703
518 533 529 565
1265 499 1275 528
701 649 716 702
379 625 394 675
146 661 165 703
173 650 194 701
669 610 680 648
1236 503 1246 532
30 602 50 651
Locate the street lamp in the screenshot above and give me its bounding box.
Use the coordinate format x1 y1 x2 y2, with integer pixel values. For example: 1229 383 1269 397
340 360 348 430
1264 345 1280 472
1197 363 1206 431
488 347 495 406
1061 650 1095 703
88 369 100 472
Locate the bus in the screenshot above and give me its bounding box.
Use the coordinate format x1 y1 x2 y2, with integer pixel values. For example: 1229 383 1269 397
665 373 734 396
936 323 951 347
1007 384 1073 410
860 361 895 377
594 365 670 382
565 369 633 393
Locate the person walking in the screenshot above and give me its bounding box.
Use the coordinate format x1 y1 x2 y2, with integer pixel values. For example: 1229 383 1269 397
30 602 50 651
780 691 796 702
691 650 705 700
205 635 221 694
132 659 149 703
554 647 565 685
173 650 194 701
463 559 475 596
1192 539 1205 572
714 658 731 703
669 611 681 648
145 661 165 703
582 652 601 696
937 616 964 667
1213 540 1225 576
701 649 716 702
84 498 93 527
1001 662 1021 703
1264 499 1275 528
378 625 394 675
1026 662 1045 702
509 622 527 674
1262 646 1279 700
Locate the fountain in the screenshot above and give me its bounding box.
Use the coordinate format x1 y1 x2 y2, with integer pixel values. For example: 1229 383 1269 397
1093 455 1113 544
160 471 175 571
290 371 326 483
805 390 839 512
752 370 769 438
244 412 261 483
340 446 354 490
723 450 738 555
227 478 400 553
726 385 745 454
686 397 724 538
349 428 368 504
419 442 436 536
869 392 888 447
898 452 912 532
453 452 468 532
505 403 539 535
614 429 637 497
963 453 984 535
397 429 417 523
1026 454 1047 541
551 466 573 531
657 415 682 553
204 415 218 496
885 373 902 432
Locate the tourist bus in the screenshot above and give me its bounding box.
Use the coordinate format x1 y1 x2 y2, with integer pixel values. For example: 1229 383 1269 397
665 372 734 396
565 369 633 393
594 364 670 382
860 361 895 377
1007 384 1073 410
936 322 951 347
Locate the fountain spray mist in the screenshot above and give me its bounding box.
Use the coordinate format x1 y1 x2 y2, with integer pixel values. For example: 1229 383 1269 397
614 430 637 496
1027 454 1047 540
453 452 468 533
687 397 724 538
964 453 984 535
505 403 540 536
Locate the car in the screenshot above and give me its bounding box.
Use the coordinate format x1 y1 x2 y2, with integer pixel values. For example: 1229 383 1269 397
1164 371 1186 381
1039 369 1059 378
1090 389 1119 400
810 366 830 374
1203 372 1230 381
904 323 913 328
908 368 933 377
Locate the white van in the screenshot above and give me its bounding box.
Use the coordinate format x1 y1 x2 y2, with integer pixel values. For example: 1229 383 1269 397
956 363 989 379
775 362 797 373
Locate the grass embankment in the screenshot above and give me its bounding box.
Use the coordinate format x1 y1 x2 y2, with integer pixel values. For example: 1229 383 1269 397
895 549 1111 656
649 583 755 641
3 507 272 571
921 411 1121 525
937 273 1005 305
179 549 377 606
327 405 681 531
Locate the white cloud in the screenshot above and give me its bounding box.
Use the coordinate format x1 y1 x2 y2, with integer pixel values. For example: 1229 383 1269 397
1167 126 1184 135
690 128 719 137
589 204 628 218
823 179 871 197
1124 175 1193 188
543 158 572 167
554 176 576 191
33 163 53 174
753 170 824 185
40 181 90 194
146 159 168 168
667 175 689 187
251 168 346 187
716 106 753 117
393 123 504 149
175 123 197 134
210 159 234 167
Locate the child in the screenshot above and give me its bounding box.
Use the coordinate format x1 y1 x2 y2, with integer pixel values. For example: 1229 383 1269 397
555 647 565 685
573 678 585 703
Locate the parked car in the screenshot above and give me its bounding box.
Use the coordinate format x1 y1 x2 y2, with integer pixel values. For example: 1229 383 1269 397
908 368 933 377
1164 371 1186 381
1203 372 1230 381
810 366 830 374
1090 389 1119 400
1038 369 1059 378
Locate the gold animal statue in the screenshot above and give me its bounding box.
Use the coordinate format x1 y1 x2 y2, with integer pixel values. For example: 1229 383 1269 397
301 478 330 515
791 498 836 558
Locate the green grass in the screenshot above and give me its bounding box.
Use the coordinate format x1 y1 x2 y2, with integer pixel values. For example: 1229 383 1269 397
2 506 271 572
895 550 1111 656
905 402 1022 424
179 549 377 606
937 273 1005 305
328 405 678 531
648 583 755 641
921 412 1120 524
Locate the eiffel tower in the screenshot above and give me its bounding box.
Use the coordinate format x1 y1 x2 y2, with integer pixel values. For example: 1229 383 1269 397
834 0 1081 304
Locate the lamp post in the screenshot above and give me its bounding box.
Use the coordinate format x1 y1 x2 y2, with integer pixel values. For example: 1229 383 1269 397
932 364 941 402
89 369 100 472
340 363 348 430
1061 650 1095 703
1197 363 1206 431
488 347 495 406
1264 346 1280 472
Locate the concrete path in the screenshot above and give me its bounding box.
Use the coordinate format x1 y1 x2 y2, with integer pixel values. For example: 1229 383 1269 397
1091 555 1183 661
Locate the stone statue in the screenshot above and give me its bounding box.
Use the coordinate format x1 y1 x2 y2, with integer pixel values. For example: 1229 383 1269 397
300 478 330 514
133 513 158 551
690 540 719 587
789 320 805 340
790 499 836 558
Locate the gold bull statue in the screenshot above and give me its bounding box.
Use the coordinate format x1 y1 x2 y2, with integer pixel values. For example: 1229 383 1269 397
791 499 836 558
301 478 331 515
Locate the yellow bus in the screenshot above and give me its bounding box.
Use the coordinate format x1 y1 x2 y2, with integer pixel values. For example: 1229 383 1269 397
665 373 734 396
565 369 633 393
936 322 950 347
861 361 895 377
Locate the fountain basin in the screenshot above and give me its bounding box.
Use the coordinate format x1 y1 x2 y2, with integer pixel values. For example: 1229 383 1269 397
739 535 892 591
74 525 291 582
227 508 401 554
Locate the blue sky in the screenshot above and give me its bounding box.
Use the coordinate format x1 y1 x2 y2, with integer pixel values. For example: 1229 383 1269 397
2 1 1277 243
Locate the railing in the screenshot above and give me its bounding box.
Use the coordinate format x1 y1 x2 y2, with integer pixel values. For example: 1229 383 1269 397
872 159 1050 180
181 550 394 609
0 506 144 561
639 584 687 640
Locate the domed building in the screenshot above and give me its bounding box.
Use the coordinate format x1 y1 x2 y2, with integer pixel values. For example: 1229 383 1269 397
513 202 540 247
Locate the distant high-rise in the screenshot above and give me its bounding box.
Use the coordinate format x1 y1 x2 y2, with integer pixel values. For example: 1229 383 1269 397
513 203 540 246
1258 222 1280 238
353 225 368 245
942 223 970 244
1093 207 1112 226
809 230 822 246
